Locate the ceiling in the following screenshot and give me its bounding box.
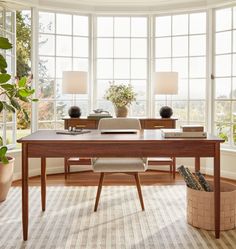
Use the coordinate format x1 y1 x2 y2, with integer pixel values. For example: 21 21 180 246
2 0 236 11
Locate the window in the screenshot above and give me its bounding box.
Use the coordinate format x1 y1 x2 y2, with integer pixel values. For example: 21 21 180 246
0 8 16 148
214 6 236 147
155 12 207 127
38 12 89 129
95 16 148 116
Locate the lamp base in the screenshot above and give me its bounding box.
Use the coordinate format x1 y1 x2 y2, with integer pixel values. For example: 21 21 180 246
159 106 173 118
68 106 81 118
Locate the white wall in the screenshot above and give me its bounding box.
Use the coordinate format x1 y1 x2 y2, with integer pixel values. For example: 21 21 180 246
9 150 236 181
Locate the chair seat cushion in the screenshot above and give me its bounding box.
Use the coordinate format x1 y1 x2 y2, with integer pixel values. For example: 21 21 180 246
92 158 147 172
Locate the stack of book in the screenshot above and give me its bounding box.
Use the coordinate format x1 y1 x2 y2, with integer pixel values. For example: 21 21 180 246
87 113 112 120
161 124 206 138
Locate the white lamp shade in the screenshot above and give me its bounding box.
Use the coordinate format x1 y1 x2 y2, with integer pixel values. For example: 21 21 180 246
62 71 87 94
154 72 178 95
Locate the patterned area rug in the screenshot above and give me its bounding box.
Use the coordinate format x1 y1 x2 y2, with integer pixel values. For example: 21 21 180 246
0 186 235 249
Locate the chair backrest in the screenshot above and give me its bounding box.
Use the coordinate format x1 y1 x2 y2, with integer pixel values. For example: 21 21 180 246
98 118 141 130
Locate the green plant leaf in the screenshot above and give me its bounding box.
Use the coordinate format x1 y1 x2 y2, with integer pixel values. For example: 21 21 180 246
0 146 7 157
32 98 38 102
0 102 3 113
0 83 14 91
0 73 11 83
19 89 34 97
0 54 7 72
0 37 12 49
10 98 21 110
0 155 9 164
23 109 29 122
18 76 27 87
2 102 15 113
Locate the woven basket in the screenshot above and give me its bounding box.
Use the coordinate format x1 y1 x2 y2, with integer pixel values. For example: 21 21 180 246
187 180 236 231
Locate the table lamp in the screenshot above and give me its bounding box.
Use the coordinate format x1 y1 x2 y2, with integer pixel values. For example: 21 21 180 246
62 71 87 118
154 72 178 118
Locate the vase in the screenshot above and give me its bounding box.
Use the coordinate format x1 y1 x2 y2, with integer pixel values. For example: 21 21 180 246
114 105 129 117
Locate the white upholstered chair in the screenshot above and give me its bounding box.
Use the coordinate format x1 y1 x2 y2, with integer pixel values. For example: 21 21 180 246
92 118 148 211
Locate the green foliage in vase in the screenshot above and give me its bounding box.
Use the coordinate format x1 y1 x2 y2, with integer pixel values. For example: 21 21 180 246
0 37 37 163
104 82 137 108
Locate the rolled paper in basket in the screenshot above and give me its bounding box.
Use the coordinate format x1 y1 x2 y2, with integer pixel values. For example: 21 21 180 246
185 168 204 191
195 171 212 192
177 165 204 191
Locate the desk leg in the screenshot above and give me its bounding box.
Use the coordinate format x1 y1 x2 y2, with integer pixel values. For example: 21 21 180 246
214 143 221 238
22 143 28 241
195 157 200 172
41 157 46 211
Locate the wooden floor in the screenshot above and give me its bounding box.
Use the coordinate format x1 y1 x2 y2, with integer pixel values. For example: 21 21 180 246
12 169 236 187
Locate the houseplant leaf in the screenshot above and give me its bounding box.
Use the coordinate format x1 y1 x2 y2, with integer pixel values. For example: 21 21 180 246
0 146 8 164
18 76 27 87
0 73 11 83
0 37 12 49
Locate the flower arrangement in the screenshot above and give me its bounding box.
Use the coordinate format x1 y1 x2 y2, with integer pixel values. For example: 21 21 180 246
104 82 137 108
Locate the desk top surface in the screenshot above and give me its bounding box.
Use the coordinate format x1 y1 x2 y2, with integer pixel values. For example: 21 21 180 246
17 129 224 143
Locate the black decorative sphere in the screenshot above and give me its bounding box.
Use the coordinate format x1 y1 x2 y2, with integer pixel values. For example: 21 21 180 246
68 106 81 118
159 106 173 118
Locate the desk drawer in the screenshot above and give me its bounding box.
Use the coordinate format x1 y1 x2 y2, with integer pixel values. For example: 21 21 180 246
143 120 175 129
65 119 97 129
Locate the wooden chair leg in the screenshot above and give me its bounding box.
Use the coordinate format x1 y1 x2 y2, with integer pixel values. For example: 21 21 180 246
94 173 105 212
172 157 176 179
134 173 145 211
64 157 68 180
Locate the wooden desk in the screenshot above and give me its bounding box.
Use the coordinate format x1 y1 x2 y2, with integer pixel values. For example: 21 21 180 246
63 117 177 130
17 130 223 240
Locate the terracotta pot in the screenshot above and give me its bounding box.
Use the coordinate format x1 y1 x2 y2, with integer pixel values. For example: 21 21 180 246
0 157 14 202
114 105 129 117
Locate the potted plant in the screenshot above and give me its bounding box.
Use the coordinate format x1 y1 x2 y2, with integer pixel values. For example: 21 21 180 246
104 82 137 117
0 37 36 202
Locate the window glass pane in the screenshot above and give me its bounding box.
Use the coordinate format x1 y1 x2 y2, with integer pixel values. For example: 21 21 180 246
215 123 230 143
215 8 232 32
97 59 113 79
155 37 171 58
233 78 236 98
39 12 55 33
155 58 171 71
38 101 54 121
172 58 188 78
131 80 146 99
97 38 113 58
233 54 236 76
56 79 72 100
215 55 231 77
97 17 113 37
232 102 236 121
114 38 130 58
97 80 111 99
215 101 231 122
215 31 232 54
130 101 146 117
73 37 88 57
131 39 147 58
73 15 88 36
39 34 55 56
215 78 231 99
155 16 171 37
189 79 205 99
56 35 72 56
38 122 55 130
131 17 147 37
172 79 188 100
56 101 71 120
234 7 236 29
73 58 88 71
38 79 54 99
233 31 236 53
131 59 147 79
189 57 206 78
189 12 206 34
6 124 13 145
172 101 188 121
6 11 13 32
172 36 188 57
189 35 206 56
114 17 130 37
189 101 205 122
56 14 72 35
114 59 130 79
56 57 72 78
39 56 55 78
172 14 188 35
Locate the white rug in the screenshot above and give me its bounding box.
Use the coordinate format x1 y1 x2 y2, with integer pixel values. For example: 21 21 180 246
0 186 235 249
